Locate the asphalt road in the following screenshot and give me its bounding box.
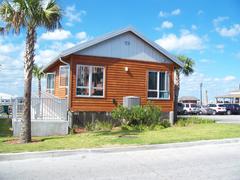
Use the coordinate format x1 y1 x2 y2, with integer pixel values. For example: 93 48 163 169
1 142 240 180
180 115 240 124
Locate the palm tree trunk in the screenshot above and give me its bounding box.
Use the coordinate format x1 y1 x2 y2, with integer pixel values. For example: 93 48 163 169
20 27 36 143
173 70 180 124
38 78 41 98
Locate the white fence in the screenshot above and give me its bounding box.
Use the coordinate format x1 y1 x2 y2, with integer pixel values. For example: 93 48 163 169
12 93 68 121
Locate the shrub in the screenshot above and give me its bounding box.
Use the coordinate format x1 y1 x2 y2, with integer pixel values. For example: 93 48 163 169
85 120 113 131
144 102 161 126
85 122 95 131
95 120 113 131
111 105 131 125
112 102 162 128
159 119 171 128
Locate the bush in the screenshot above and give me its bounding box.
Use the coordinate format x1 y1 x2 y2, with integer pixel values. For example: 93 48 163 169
112 102 162 128
159 119 171 128
85 120 113 131
95 120 113 131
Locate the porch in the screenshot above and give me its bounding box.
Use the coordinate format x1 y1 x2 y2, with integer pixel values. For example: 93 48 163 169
12 92 69 136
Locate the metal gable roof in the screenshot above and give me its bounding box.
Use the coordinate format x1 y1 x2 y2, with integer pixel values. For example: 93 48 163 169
43 26 184 71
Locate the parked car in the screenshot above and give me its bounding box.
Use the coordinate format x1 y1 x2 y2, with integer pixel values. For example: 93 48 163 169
197 105 214 115
222 104 240 115
177 103 185 115
207 104 226 115
183 103 200 115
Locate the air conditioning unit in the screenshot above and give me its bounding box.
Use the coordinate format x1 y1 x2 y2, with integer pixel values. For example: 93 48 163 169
123 96 140 109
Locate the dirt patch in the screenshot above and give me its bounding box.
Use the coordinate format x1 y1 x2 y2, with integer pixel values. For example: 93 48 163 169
4 139 42 144
73 128 86 134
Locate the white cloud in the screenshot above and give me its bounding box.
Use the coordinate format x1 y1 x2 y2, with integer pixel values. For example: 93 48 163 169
65 5 86 26
180 72 239 102
159 11 168 17
35 49 58 66
0 42 19 54
76 32 87 40
216 24 240 37
215 44 224 52
213 16 229 26
171 9 181 15
199 59 213 64
197 10 204 15
161 21 173 29
40 29 72 40
216 44 224 49
159 9 181 17
76 31 92 43
223 75 236 81
0 92 16 99
155 30 204 52
191 25 197 30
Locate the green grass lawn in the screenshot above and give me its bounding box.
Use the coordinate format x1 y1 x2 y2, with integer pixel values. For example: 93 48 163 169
1 117 240 153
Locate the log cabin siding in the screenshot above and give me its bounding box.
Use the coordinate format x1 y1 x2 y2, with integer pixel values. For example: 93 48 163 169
46 61 68 99
70 55 175 112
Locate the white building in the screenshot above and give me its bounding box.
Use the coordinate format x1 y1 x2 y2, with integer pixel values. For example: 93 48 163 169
215 89 240 104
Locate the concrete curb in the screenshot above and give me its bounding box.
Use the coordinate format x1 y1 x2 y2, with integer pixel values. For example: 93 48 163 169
1 138 240 161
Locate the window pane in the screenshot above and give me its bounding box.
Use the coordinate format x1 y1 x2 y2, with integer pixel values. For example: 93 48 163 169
59 66 69 87
159 92 169 99
77 88 89 96
92 89 103 96
148 91 158 98
159 72 166 91
148 72 157 90
92 67 104 88
47 74 54 89
77 66 89 87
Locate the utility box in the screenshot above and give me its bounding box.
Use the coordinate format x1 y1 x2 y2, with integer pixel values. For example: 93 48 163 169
123 96 140 109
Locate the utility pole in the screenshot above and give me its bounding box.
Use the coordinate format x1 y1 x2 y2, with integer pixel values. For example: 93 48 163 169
200 83 203 105
205 90 208 105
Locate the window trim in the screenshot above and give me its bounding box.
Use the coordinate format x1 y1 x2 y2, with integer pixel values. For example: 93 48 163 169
147 70 170 100
59 65 69 88
76 64 105 98
46 72 55 95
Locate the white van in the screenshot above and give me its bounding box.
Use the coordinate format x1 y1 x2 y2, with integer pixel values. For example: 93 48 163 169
183 103 199 115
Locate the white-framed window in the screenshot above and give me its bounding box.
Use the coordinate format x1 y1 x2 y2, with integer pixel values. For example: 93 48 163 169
59 65 69 87
148 71 170 100
46 73 55 95
76 65 105 97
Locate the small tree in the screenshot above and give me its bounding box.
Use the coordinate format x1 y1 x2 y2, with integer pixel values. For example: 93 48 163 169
32 64 44 98
174 55 194 123
0 0 62 143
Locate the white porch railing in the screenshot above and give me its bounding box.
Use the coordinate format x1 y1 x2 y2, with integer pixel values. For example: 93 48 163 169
12 92 67 121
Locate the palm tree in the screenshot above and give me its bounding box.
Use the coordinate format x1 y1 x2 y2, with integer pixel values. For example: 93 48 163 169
32 64 44 98
174 55 194 123
0 0 62 143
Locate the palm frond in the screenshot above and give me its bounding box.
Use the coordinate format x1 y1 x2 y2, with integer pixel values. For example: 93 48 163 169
32 63 44 80
177 55 195 77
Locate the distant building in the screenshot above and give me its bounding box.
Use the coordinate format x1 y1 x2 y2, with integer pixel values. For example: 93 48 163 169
179 96 199 104
215 89 240 104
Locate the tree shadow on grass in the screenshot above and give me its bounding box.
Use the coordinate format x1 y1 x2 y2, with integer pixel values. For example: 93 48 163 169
40 136 67 142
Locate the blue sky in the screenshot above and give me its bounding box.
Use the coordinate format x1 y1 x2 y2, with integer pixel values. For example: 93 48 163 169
0 0 240 102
